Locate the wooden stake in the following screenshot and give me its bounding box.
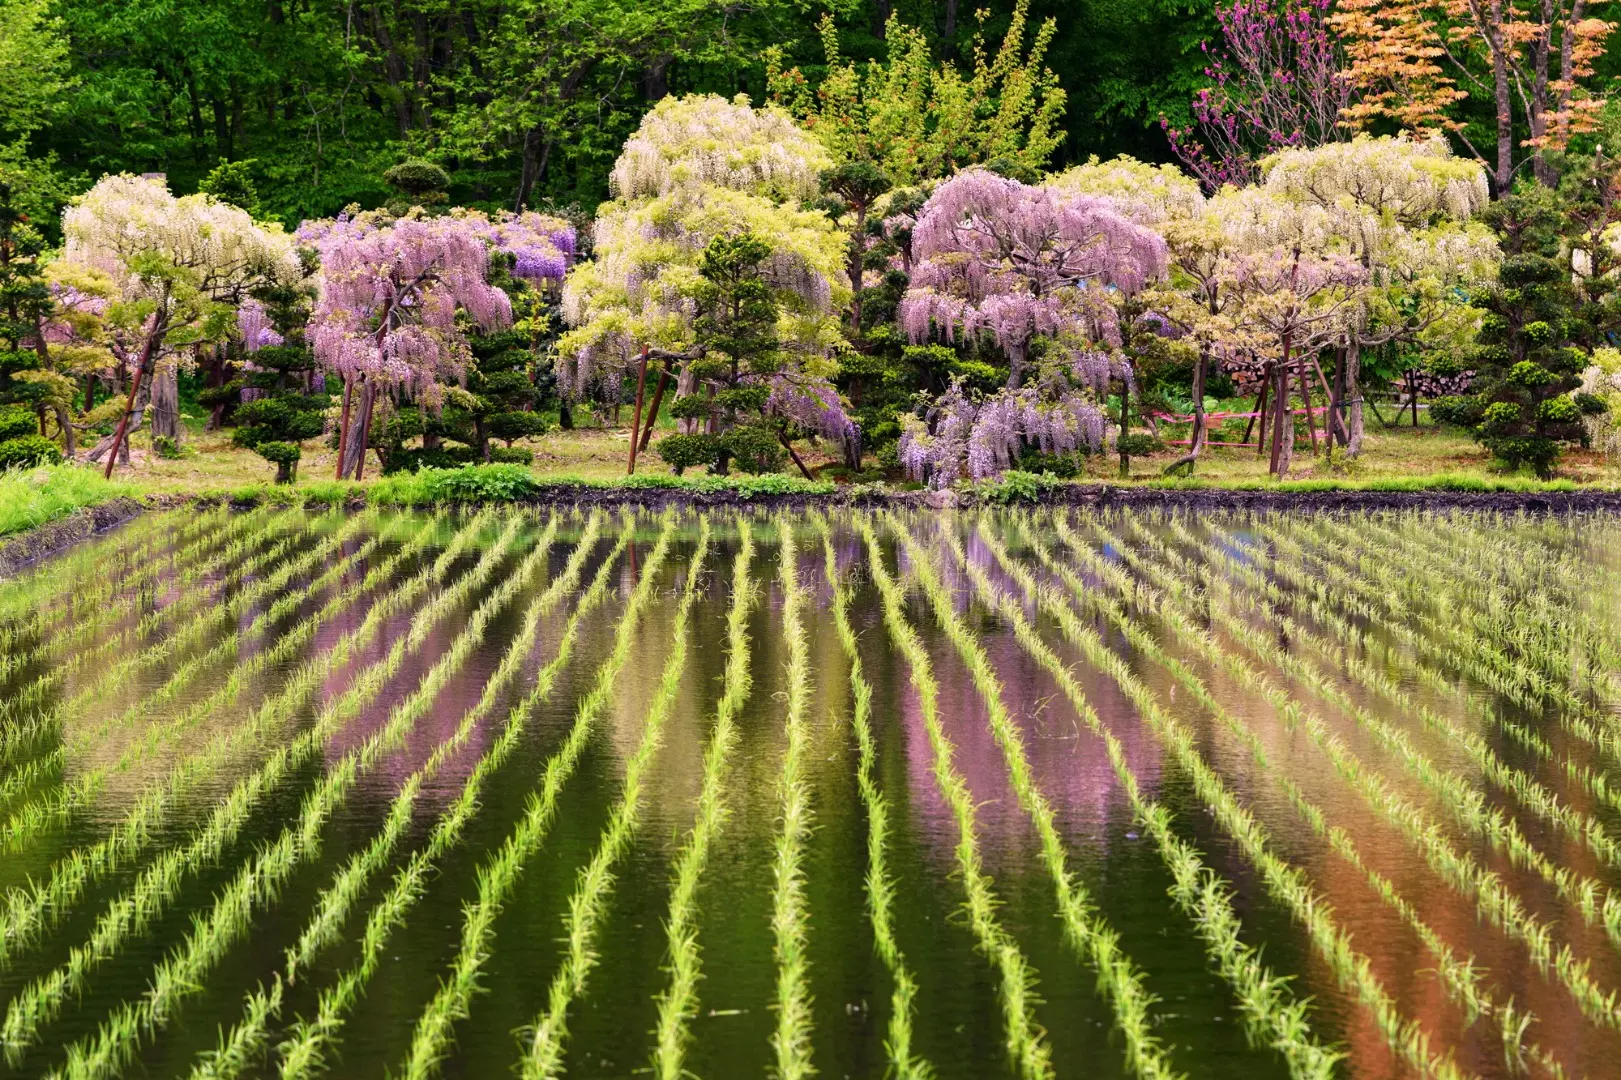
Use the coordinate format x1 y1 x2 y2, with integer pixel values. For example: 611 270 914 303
1297 359 1319 454
627 346 650 476
103 340 156 480
1248 371 1270 456
639 360 670 452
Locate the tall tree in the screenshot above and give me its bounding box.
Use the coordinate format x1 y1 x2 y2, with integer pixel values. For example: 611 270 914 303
1331 0 1616 190
61 174 300 474
558 94 853 471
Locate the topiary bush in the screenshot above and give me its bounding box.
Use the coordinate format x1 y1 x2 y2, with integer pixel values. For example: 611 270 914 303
656 433 720 476
0 434 63 468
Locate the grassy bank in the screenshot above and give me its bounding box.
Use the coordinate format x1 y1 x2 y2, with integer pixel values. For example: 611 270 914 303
0 467 141 539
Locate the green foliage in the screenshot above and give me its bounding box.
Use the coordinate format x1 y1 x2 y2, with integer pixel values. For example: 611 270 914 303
0 405 33 440
0 432 61 467
655 433 720 476
198 159 260 216
377 463 542 503
0 462 135 537
976 468 1064 503
1459 184 1592 476
152 434 186 459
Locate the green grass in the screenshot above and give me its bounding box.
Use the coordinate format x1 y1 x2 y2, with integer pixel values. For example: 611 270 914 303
0 465 139 539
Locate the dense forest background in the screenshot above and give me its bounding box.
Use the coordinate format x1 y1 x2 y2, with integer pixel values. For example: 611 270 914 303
4 0 1222 226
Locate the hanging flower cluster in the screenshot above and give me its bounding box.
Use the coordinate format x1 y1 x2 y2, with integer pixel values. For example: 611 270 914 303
898 380 1108 486
235 298 284 353
304 215 516 404
898 168 1169 381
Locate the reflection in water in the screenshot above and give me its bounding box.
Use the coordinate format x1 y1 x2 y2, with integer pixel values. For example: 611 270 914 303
6 507 1621 1078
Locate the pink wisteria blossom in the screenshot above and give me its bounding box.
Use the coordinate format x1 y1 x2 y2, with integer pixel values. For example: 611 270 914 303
898 169 1168 387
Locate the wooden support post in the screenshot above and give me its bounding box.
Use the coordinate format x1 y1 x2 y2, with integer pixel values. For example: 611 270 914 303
639 360 670 452
1297 359 1319 454
1248 371 1270 456
627 346 650 476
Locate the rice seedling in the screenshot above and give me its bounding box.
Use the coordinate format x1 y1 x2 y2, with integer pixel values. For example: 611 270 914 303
812 515 930 1080
943 514 1339 1080
885 513 1184 1080
0 509 385 835
990 514 1466 1080
265 515 624 1080
0 512 520 1058
1006 516 1563 1076
857 516 1054 1080
3 506 1618 1080
759 523 816 1080
518 518 712 1079
43 514 559 1079
1149 515 1621 962
1064 515 1621 1045
399 514 677 1080
0 512 446 968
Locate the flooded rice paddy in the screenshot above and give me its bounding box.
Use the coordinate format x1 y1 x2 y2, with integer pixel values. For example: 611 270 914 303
0 505 1618 1080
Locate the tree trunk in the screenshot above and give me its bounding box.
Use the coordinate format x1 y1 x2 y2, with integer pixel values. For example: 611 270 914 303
100 336 160 477
151 364 181 444
53 404 75 457
1006 340 1028 389
1346 343 1366 456
558 400 574 430
1269 350 1294 478
1163 352 1208 475
335 378 354 477
1490 0 1514 194
627 347 649 475
338 382 378 480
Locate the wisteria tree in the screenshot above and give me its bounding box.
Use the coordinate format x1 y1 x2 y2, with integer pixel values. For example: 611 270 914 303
302 210 570 479
894 168 1171 482
60 174 301 475
899 168 1168 388
559 94 853 471
1163 0 1353 191
1260 136 1495 454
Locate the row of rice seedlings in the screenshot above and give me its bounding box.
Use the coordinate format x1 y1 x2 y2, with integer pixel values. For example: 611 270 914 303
0 512 519 1055
1075 517 1621 1040
0 506 175 623
951 517 1339 1080
1344 512 1621 686
400 516 679 1080
1012 519 1559 1075
0 513 450 968
519 519 714 1079
1283 513 1610 705
1272 514 1621 769
0 502 233 638
811 517 929 1080
888 514 1185 1080
44 513 562 1080
0 504 302 736
0 509 385 835
0 503 260 677
855 517 1054 1080
1004 514 1463 1080
1259 513 1621 778
1187 516 1621 902
760 525 816 1080
1325 513 1621 785
0 510 355 814
266 517 632 1080
649 519 757 1080
283 513 592 985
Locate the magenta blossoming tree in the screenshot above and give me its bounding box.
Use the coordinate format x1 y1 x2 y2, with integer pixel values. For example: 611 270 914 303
1162 0 1353 191
304 214 524 479
899 168 1168 389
